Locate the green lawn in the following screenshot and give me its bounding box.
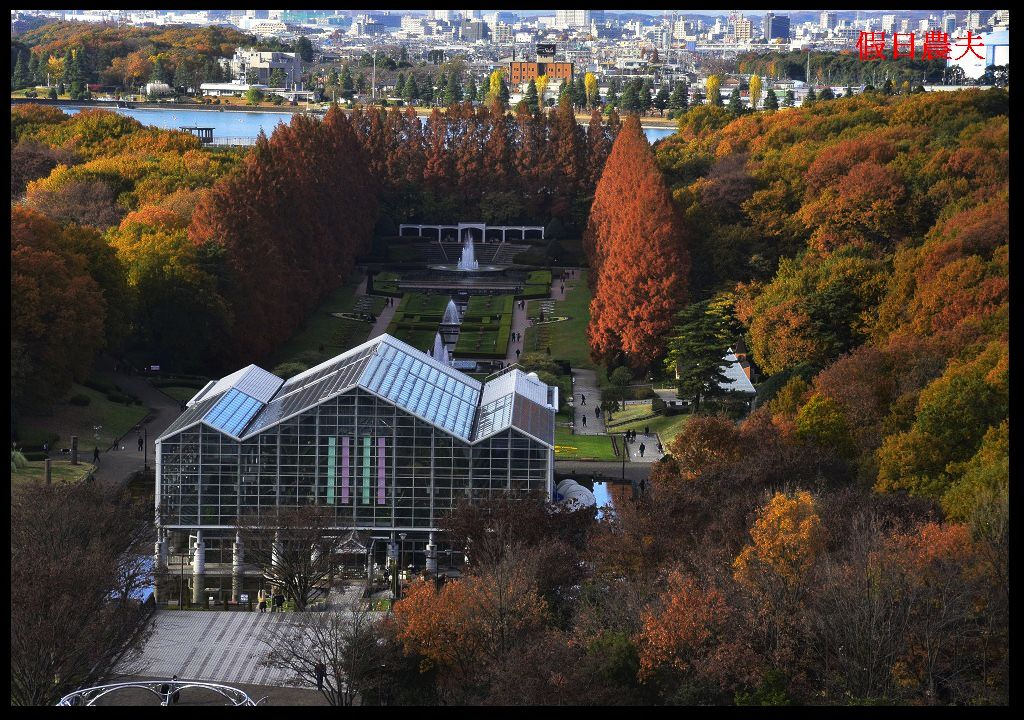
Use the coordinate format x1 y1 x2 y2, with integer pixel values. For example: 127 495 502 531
11 460 96 487
605 401 656 427
17 382 150 451
524 271 595 370
554 425 618 461
610 413 692 447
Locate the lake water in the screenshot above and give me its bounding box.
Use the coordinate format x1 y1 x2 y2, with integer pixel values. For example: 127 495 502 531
57 105 675 143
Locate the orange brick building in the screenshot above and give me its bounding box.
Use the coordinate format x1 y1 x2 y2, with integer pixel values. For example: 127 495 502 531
507 61 574 86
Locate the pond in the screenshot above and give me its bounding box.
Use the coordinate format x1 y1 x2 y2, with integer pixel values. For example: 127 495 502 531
56 105 676 143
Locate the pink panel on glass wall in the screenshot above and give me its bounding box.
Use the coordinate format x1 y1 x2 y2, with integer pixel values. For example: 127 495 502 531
377 436 386 505
341 436 350 504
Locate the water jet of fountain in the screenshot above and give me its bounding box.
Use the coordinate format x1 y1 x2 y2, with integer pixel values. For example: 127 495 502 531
457 231 479 271
442 299 461 325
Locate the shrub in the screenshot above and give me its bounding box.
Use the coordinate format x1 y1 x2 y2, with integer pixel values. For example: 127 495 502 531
609 366 633 387
11 450 29 469
23 451 49 461
105 392 133 405
273 361 309 379
69 394 92 406
83 378 115 394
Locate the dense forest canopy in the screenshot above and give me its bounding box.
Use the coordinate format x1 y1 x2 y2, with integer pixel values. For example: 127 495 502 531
8 79 1008 705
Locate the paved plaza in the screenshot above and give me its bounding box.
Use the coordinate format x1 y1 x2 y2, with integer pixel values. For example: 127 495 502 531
128 610 300 687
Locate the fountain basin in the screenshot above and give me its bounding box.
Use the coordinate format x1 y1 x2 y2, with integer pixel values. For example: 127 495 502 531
428 264 506 273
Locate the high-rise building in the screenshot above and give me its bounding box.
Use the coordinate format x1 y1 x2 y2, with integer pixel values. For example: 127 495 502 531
942 13 957 34
881 14 896 33
966 10 982 30
460 10 481 21
734 15 753 44
430 10 455 23
820 11 837 30
555 9 591 29
764 12 791 41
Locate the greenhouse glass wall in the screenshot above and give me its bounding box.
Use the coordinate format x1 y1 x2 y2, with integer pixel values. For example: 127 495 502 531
153 334 556 604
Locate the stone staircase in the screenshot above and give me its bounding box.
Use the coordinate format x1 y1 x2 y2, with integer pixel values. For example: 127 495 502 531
492 242 528 264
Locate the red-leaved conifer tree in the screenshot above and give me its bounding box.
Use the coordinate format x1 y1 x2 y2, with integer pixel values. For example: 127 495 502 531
586 115 690 368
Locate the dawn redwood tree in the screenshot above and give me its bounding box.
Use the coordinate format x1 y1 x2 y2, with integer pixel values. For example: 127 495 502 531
586 114 690 368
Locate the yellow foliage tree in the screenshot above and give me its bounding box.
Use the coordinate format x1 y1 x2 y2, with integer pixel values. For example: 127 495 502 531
748 74 762 110
733 490 825 588
705 74 721 106
584 72 598 108
534 74 549 108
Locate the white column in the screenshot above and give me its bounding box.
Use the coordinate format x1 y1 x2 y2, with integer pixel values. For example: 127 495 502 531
425 532 438 574
192 530 205 605
271 530 282 593
231 532 244 603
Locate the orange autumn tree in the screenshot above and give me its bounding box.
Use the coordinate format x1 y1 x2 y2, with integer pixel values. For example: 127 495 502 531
586 114 690 368
391 558 548 679
635 570 750 692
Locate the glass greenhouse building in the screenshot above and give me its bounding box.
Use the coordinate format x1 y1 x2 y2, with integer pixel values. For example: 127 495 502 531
153 334 557 604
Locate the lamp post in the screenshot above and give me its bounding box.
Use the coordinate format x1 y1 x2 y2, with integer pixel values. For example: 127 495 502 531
397 532 407 600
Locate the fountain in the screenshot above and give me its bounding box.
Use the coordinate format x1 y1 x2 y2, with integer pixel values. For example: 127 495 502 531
430 332 451 366
442 299 461 325
456 232 479 271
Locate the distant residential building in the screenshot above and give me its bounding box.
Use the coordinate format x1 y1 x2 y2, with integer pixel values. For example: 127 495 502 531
228 48 303 88
820 11 837 30
555 9 591 29
734 15 753 44
493 21 514 44
462 18 488 42
430 10 455 23
508 59 574 86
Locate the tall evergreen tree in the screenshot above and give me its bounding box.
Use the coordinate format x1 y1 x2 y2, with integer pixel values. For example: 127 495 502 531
764 88 779 110
784 89 795 107
573 75 587 109
404 74 419 103
340 65 354 97
668 81 688 111
619 81 640 113
653 85 670 116
586 115 690 367
663 297 742 410
819 86 835 100
13 52 30 90
523 78 539 110
640 79 653 114
728 87 744 115
805 86 817 104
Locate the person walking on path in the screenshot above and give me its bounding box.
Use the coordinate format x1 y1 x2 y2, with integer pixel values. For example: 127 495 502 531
580 394 586 406
582 414 587 428
639 442 646 458
595 406 600 419
93 446 100 464
515 348 521 360
137 435 144 452
42 441 48 457
644 425 650 437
